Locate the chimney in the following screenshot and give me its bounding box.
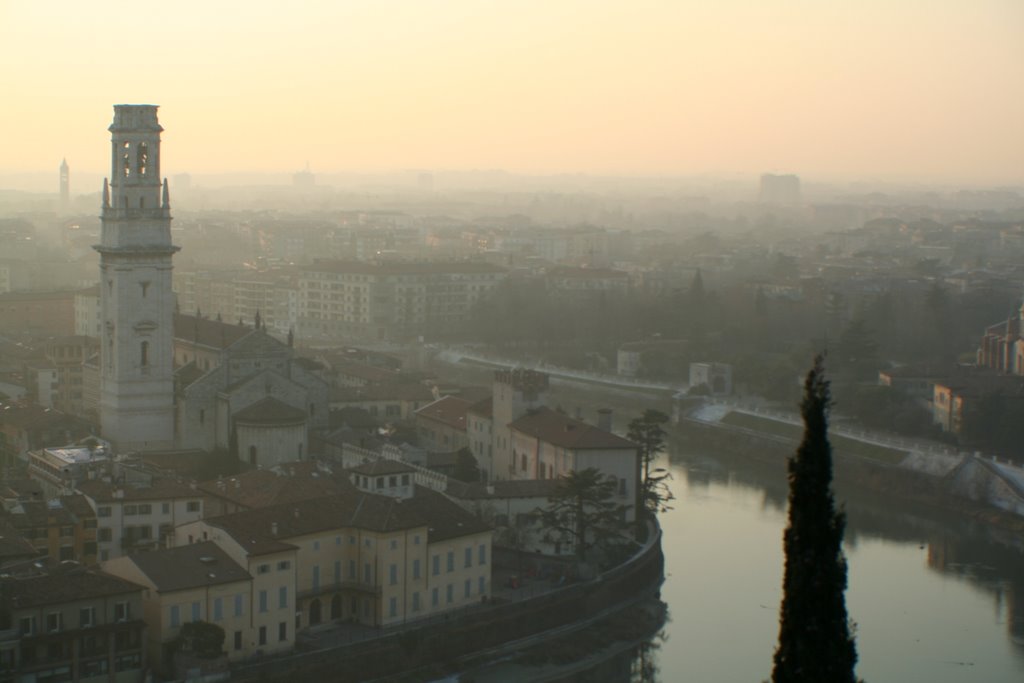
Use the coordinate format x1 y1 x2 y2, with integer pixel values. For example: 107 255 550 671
597 408 613 432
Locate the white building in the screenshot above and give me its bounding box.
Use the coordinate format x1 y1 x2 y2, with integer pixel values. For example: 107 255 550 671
77 477 205 561
95 105 179 451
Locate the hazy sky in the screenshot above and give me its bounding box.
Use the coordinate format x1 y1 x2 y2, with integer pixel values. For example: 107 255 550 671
2 0 1022 185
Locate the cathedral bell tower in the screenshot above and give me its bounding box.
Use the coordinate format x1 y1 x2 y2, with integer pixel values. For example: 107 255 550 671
94 105 179 451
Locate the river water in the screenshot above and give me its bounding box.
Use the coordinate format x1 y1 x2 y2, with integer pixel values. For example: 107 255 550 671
651 444 1024 683
433 362 1024 681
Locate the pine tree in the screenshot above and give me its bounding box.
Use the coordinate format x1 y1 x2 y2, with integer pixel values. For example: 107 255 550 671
771 356 858 683
627 409 674 516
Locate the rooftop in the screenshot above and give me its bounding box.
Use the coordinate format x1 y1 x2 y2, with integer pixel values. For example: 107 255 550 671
3 566 143 610
415 395 473 430
123 541 251 593
510 407 637 451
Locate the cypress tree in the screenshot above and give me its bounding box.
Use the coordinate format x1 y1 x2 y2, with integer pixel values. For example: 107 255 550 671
771 356 858 683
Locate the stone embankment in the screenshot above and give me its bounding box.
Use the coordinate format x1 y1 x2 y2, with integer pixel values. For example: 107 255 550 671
230 522 665 683
682 398 1024 531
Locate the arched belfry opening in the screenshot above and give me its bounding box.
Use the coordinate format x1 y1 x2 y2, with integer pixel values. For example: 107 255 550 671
95 104 179 452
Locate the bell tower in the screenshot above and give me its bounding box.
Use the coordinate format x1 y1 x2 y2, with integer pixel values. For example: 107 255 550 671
95 105 179 451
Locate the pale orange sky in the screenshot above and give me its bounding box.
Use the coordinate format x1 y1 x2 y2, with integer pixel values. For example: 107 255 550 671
1 0 1022 184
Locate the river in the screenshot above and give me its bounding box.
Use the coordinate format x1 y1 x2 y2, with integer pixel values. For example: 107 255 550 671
432 360 1024 681
648 443 1024 683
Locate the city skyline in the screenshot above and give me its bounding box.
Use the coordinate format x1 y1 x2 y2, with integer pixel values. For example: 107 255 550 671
1 0 1022 186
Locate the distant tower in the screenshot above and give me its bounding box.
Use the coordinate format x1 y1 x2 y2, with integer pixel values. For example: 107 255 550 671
59 158 70 210
94 105 179 451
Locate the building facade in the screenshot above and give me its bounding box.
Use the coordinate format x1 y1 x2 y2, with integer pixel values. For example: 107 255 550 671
95 105 179 451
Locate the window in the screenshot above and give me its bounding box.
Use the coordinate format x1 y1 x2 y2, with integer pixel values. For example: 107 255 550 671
432 555 440 576
277 560 291 571
213 598 223 621
412 559 421 580
334 561 341 583
46 612 62 632
401 474 410 486
446 584 453 604
446 551 454 573
413 534 420 545
59 526 73 537
389 597 397 618
389 563 398 585
479 544 487 565
234 594 243 617
279 622 287 642
114 601 130 622
257 564 270 575
234 631 243 651
390 539 398 550
79 607 96 628
412 592 420 612
388 476 397 488
259 590 268 613
465 579 471 598
258 626 267 646
431 587 439 607
169 606 180 628
349 559 356 579
191 602 200 622
464 547 472 568
124 505 138 516
186 501 201 513
140 341 149 367
279 586 288 609
349 535 356 545
479 576 486 595
313 540 320 551
363 563 371 584
364 538 372 548
19 616 34 636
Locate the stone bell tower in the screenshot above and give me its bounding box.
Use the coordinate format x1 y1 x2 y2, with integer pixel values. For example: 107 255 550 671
95 105 179 451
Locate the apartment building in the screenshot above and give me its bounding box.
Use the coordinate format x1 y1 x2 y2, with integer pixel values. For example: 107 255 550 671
296 261 506 342
176 475 491 631
76 479 205 561
103 541 269 673
0 566 146 683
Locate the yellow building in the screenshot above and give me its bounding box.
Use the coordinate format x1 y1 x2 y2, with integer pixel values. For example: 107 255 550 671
102 540 287 674
176 468 491 631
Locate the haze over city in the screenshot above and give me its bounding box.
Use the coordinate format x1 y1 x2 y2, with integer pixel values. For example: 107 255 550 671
2 2 1024 682
2 0 1023 188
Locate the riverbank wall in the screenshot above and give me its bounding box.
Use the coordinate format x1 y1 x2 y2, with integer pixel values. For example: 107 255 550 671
675 415 1024 536
230 523 665 683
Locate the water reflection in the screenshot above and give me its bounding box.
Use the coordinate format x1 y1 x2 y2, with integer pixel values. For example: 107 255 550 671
656 443 1024 681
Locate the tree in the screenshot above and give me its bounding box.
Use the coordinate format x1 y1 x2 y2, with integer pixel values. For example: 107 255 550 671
453 447 482 483
772 356 858 683
172 621 225 659
539 468 631 561
627 410 674 516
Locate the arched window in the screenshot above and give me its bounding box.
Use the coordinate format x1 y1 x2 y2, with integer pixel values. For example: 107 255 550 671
140 341 149 367
248 446 257 465
136 142 148 177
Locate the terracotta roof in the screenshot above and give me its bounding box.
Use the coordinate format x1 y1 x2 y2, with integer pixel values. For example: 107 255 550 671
234 397 307 425
122 541 251 592
175 361 206 389
3 566 143 609
0 521 39 562
173 313 252 350
198 466 353 510
466 397 493 419
77 477 201 503
509 407 637 450
331 383 435 403
415 396 473 430
447 479 560 500
205 487 488 553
